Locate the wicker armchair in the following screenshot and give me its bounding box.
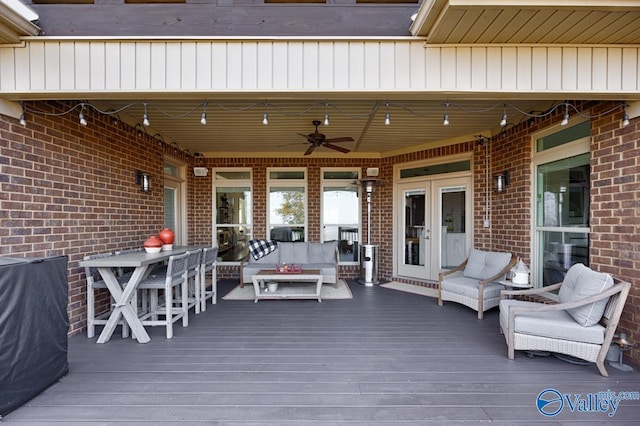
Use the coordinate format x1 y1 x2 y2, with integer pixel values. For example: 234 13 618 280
438 248 517 319
499 264 630 377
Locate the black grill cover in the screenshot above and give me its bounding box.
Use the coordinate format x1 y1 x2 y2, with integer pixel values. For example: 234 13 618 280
0 256 69 417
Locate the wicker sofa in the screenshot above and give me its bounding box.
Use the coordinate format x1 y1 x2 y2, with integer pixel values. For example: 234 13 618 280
499 263 631 377
240 241 339 288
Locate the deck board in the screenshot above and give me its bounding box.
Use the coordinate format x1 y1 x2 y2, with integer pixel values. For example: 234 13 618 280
3 279 640 424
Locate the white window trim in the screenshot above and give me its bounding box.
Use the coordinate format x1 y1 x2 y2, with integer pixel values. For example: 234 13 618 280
530 121 590 288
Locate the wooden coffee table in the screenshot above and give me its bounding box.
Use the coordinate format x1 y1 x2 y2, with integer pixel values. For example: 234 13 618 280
251 269 323 303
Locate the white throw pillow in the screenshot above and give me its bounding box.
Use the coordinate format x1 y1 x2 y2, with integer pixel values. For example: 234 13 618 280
558 263 614 327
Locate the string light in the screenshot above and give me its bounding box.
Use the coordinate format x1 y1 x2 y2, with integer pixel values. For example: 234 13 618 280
561 103 569 126
19 102 26 126
323 102 330 126
17 100 629 135
79 104 88 126
443 102 450 126
142 103 150 126
384 102 390 126
200 102 207 125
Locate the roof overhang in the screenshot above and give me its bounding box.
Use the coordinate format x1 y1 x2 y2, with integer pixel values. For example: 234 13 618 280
410 0 640 44
0 0 40 44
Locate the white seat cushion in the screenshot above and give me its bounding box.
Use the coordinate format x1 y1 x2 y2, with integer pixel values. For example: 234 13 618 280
442 275 504 300
499 299 605 344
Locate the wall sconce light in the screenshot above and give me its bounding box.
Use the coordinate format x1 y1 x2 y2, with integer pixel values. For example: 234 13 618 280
135 170 151 192
494 170 510 192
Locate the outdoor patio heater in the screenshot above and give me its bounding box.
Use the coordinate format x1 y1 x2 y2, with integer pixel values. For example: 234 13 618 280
357 177 381 286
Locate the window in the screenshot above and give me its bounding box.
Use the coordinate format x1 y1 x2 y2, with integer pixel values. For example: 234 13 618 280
533 121 591 287
400 160 470 179
267 168 306 242
213 168 252 263
322 169 361 263
164 159 186 245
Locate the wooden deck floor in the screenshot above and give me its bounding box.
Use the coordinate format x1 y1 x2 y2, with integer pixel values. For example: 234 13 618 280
4 279 640 424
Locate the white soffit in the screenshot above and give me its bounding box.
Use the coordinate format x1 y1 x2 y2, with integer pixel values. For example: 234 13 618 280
0 0 40 44
410 0 640 44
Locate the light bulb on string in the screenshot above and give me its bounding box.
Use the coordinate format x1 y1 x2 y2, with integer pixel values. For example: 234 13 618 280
79 104 88 126
561 104 569 126
443 102 450 126
622 106 630 127
384 102 390 126
200 102 207 125
19 104 26 126
500 105 507 127
142 103 150 127
323 102 330 126
262 102 269 125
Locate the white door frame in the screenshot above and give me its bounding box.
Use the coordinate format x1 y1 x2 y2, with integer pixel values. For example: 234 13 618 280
393 157 473 281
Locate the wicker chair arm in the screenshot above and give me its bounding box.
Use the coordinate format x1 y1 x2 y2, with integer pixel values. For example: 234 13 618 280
438 258 468 280
507 282 626 317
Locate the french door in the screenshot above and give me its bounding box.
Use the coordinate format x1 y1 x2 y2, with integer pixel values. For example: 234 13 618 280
396 177 472 281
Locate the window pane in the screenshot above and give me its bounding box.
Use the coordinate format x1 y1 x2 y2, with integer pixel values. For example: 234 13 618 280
536 152 589 286
163 187 176 229
270 226 305 242
400 160 470 179
541 231 589 286
215 171 251 180
323 170 359 180
269 187 305 242
216 226 251 262
270 188 305 225
269 171 305 180
323 186 359 262
537 154 590 227
216 188 251 225
214 168 252 263
163 163 179 177
536 121 590 152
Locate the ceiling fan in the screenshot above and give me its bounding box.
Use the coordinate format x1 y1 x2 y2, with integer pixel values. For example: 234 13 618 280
298 120 354 155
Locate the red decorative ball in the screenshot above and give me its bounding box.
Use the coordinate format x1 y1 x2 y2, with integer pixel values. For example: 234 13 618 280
158 228 175 245
143 235 163 248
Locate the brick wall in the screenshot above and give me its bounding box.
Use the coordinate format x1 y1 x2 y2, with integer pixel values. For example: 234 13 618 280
1 101 177 334
1 100 638 363
590 101 639 362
